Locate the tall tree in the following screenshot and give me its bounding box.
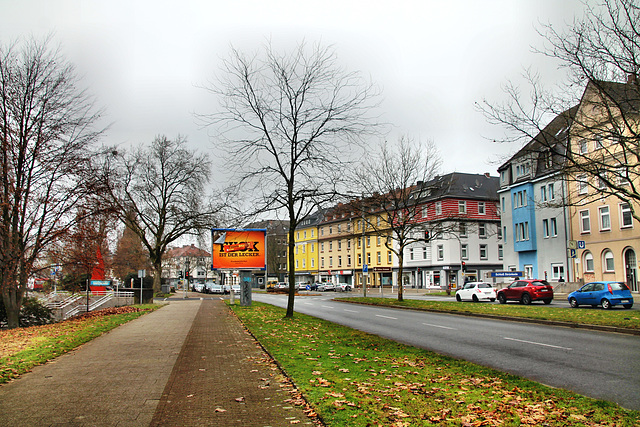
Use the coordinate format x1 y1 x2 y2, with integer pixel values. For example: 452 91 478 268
478 0 639 219
204 41 381 317
112 219 150 282
0 37 104 328
352 136 441 301
104 135 221 292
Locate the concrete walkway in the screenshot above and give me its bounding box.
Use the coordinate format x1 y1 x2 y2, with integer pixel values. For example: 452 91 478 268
0 296 315 426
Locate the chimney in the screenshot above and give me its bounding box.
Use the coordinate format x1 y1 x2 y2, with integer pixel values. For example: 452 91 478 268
484 172 491 178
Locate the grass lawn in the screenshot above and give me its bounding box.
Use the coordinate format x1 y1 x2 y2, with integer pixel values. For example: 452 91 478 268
0 305 159 383
231 301 639 426
334 297 640 331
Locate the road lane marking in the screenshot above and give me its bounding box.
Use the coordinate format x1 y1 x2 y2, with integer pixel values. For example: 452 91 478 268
321 305 335 309
343 309 359 313
422 322 457 330
376 314 398 320
504 337 572 351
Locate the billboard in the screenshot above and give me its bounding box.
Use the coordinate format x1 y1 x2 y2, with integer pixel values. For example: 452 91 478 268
211 228 266 270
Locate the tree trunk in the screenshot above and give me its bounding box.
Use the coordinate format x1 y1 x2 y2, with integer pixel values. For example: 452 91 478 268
152 260 162 293
286 227 296 318
2 288 23 329
397 252 404 302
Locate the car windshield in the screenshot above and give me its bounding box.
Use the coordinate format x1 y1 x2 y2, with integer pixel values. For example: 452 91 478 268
478 283 492 289
610 282 629 291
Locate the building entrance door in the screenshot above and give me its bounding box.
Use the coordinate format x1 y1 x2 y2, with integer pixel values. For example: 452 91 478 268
625 249 637 292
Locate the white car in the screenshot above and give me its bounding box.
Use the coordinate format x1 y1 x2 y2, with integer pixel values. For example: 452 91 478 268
318 282 336 291
455 282 496 302
336 283 352 292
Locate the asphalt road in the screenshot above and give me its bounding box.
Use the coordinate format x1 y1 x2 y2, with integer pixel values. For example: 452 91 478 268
253 292 640 411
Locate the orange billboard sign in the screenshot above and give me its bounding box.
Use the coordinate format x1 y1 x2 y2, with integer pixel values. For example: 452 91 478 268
211 229 266 270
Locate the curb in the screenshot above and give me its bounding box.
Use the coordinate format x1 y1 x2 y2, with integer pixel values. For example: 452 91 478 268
334 299 640 336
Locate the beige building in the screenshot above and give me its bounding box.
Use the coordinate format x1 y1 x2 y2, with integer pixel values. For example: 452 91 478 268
568 79 639 290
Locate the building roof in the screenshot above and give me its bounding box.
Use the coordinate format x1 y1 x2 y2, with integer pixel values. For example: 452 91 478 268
166 244 211 259
414 172 499 202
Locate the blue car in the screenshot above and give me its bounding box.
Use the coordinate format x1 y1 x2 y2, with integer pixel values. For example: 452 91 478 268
568 281 634 309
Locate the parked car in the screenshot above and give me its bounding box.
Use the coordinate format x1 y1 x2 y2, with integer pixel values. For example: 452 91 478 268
310 282 321 291
275 282 288 290
336 283 352 292
497 279 553 305
317 282 335 291
568 281 634 309
296 282 308 291
209 284 223 294
455 282 496 302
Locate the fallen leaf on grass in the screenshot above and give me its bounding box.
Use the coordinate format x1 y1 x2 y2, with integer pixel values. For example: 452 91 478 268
214 408 226 412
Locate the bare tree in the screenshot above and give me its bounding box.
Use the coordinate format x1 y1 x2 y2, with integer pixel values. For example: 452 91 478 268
352 136 441 301
0 38 104 328
111 212 151 281
103 135 223 292
203 41 381 317
478 0 639 219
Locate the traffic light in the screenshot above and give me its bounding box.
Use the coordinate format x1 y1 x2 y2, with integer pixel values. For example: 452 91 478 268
424 230 430 242
461 261 467 272
185 271 190 279
178 270 183 279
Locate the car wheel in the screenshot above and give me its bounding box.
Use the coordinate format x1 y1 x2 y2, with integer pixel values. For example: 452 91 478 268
497 293 506 304
456 294 461 302
623 303 633 309
569 297 579 308
601 299 612 310
521 293 532 305
543 299 552 305
472 294 479 302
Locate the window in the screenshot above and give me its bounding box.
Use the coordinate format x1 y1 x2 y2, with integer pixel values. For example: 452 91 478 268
388 251 392 263
437 245 444 261
329 226 333 234
583 251 594 272
329 241 333 251
295 246 299 254
479 244 488 260
542 219 549 238
366 236 371 247
458 200 466 214
548 183 555 200
310 243 314 252
295 260 299 268
357 253 362 265
498 244 503 260
497 227 503 240
311 258 315 268
347 239 351 249
337 240 342 250
478 202 485 215
321 242 325 252
338 256 342 267
461 244 468 259
551 264 565 280
321 257 325 268
579 139 588 154
541 186 547 202
599 206 611 231
580 210 591 233
329 256 333 267
377 236 381 246
617 166 630 186
347 254 351 266
459 222 467 237
620 203 633 228
303 230 307 239
377 251 382 264
423 246 429 260
597 173 607 190
337 224 341 233
550 218 557 237
603 250 615 272
478 223 486 238
435 201 442 215
409 248 413 261
516 222 529 241
578 175 588 195
367 253 371 265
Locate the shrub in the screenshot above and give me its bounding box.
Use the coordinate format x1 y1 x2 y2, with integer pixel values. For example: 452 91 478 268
0 297 53 328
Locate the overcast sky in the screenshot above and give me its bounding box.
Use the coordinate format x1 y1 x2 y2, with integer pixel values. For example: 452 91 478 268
1 0 585 178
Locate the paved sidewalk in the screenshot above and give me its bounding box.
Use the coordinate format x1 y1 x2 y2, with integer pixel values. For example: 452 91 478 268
0 296 316 426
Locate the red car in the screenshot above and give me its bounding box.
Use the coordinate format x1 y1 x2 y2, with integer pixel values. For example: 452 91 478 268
497 279 554 305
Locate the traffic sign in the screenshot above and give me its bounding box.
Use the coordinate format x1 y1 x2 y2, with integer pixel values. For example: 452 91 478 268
577 240 586 249
490 271 522 278
568 248 577 258
568 240 577 249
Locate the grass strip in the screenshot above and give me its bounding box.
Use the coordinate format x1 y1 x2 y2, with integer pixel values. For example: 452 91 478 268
0 304 159 383
231 301 639 426
335 297 640 330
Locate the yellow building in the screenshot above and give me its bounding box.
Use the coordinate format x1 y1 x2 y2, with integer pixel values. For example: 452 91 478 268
317 202 394 289
568 79 639 290
290 210 324 285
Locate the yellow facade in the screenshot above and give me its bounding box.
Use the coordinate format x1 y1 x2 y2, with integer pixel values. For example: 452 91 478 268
291 223 319 284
